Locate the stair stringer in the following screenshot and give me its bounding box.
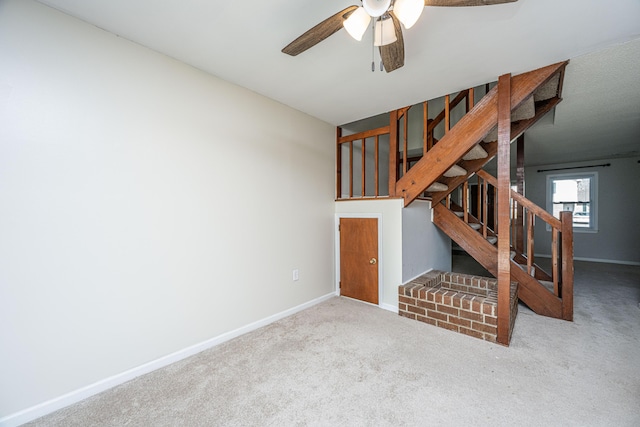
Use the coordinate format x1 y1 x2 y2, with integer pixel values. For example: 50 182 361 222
433 203 563 319
397 61 568 207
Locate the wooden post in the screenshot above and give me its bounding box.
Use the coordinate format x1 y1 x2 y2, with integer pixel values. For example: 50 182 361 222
560 211 574 321
463 181 469 223
515 134 525 253
496 73 512 346
403 110 408 175
374 136 379 197
361 138 366 197
423 101 428 155
349 141 354 198
336 127 342 199
445 94 451 134
388 110 399 197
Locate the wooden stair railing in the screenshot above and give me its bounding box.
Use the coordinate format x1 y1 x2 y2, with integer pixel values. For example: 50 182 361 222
438 170 574 321
476 169 574 321
396 61 568 207
336 125 390 199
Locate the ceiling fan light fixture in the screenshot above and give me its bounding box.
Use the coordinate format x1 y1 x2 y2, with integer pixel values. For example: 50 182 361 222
393 0 424 29
363 0 393 18
373 16 397 47
343 7 371 41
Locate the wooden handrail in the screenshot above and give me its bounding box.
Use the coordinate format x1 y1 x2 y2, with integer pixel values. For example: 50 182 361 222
477 170 561 229
337 126 390 144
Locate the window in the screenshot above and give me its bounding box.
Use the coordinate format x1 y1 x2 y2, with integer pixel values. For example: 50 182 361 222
546 172 598 232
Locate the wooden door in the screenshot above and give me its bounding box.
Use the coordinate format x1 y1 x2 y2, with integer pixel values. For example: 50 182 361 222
339 218 379 304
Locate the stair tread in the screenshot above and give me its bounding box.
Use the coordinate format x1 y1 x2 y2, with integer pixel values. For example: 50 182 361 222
539 280 556 293
443 164 467 177
486 236 497 245
469 223 481 230
517 263 536 276
534 73 560 102
462 145 488 160
511 96 536 122
426 182 448 192
454 211 464 217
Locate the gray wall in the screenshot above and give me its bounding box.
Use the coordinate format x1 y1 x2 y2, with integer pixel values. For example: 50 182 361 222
402 201 452 282
526 156 640 264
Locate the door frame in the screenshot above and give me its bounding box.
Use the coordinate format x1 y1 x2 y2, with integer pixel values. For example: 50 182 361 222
335 213 384 306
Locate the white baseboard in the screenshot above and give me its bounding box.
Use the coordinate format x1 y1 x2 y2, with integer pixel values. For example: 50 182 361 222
0 292 336 427
380 303 399 313
534 253 640 266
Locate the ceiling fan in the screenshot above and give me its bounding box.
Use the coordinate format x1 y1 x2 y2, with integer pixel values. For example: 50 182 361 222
282 0 518 72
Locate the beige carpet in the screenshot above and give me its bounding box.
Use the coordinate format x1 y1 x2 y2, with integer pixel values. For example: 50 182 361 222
27 260 640 426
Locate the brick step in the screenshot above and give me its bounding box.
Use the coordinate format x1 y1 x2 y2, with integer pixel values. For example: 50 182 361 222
398 270 518 344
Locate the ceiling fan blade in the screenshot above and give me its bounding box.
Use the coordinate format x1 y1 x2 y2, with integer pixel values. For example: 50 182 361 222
424 0 518 6
379 13 404 73
282 6 358 56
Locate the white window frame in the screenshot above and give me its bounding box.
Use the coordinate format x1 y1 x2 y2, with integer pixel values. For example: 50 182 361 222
546 172 598 233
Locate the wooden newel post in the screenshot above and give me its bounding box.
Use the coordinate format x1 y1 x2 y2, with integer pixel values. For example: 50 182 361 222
496 73 512 346
560 211 574 321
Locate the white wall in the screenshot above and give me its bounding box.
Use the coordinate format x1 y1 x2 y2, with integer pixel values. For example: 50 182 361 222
402 201 452 282
335 199 452 311
525 157 640 264
0 0 335 421
335 199 404 310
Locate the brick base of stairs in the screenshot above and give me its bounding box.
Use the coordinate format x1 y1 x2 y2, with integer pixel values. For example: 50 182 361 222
399 270 518 344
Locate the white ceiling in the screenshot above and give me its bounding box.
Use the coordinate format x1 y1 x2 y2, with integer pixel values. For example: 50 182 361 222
36 0 640 165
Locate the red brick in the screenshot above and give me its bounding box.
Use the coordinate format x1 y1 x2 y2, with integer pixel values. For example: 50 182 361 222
417 315 436 326
443 292 453 306
483 303 495 316
449 316 472 328
471 299 483 313
398 303 407 312
436 304 459 316
417 300 436 310
433 292 443 304
399 295 416 305
426 310 448 322
418 288 427 299
483 333 497 343
407 305 426 316
484 315 497 326
459 327 484 339
437 321 459 332
473 322 497 335
451 295 462 308
427 292 435 302
459 310 483 322
461 298 472 311
399 311 416 320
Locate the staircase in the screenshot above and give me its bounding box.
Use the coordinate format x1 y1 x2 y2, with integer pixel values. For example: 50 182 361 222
335 61 574 346
396 61 573 345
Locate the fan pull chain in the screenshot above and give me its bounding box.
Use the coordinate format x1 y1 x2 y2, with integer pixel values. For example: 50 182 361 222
371 19 375 72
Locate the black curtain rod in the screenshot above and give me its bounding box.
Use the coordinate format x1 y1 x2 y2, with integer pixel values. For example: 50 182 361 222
537 163 611 173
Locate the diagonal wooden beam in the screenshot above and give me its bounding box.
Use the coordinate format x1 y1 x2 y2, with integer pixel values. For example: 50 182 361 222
397 61 568 207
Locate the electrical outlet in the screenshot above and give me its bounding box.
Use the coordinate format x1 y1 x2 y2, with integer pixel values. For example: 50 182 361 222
293 269 299 281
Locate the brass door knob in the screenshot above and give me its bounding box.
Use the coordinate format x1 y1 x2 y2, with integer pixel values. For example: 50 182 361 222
369 258 377 265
